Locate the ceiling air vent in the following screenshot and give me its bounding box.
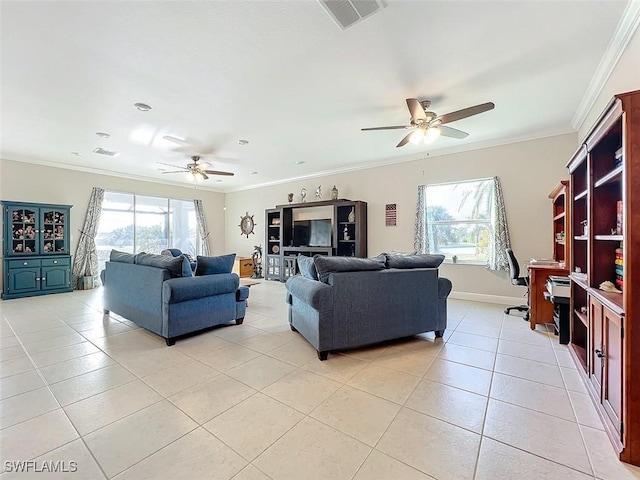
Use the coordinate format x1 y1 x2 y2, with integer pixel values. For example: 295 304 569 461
318 0 385 30
92 147 120 157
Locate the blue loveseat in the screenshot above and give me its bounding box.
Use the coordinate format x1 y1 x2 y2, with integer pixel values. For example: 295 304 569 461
286 254 452 360
101 251 249 345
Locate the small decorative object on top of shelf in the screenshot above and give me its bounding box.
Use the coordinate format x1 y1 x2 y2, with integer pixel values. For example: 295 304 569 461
343 225 350 241
239 212 256 238
288 193 294 203
331 185 338 200
348 207 356 223
315 185 322 200
300 188 307 203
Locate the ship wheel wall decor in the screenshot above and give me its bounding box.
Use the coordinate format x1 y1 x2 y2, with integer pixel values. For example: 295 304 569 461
239 212 256 238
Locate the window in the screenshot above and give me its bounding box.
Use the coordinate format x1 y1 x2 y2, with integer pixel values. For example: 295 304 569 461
425 178 494 264
96 192 199 273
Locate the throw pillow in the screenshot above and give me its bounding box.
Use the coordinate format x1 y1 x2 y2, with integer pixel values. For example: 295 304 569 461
313 255 386 284
109 250 136 263
195 254 236 276
134 252 189 278
383 253 445 269
297 254 318 280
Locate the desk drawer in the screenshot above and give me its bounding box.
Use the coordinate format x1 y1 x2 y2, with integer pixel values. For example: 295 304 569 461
8 259 41 269
42 257 70 267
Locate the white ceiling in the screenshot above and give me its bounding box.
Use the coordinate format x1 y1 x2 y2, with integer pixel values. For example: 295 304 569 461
0 1 635 192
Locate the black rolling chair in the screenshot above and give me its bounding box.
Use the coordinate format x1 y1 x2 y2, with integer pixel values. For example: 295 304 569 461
504 248 530 320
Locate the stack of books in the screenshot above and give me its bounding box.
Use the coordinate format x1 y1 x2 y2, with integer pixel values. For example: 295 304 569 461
615 147 623 168
615 242 624 290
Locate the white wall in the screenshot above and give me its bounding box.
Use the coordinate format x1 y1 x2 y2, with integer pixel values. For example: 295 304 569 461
0 159 226 291
225 133 577 299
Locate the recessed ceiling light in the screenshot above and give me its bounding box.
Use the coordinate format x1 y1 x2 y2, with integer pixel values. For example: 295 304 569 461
93 147 120 157
216 179 223 182
296 161 306 165
250 171 258 175
133 102 152 111
238 139 249 145
96 132 111 138
71 152 83 156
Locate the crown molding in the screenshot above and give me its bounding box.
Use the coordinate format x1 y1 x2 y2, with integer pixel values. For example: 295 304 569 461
571 0 640 131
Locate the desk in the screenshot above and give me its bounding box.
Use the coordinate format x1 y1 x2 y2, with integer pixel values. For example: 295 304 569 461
527 264 568 330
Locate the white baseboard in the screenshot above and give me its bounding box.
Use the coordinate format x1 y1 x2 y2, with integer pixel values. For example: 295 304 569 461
449 291 526 306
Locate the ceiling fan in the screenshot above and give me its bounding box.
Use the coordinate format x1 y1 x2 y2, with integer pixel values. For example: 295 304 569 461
362 98 495 147
158 155 234 181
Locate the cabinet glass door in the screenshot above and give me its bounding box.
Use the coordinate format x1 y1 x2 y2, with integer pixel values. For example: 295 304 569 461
41 208 68 254
10 207 38 254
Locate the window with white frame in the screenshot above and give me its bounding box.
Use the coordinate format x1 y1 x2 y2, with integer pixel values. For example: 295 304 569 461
425 178 495 264
95 191 199 273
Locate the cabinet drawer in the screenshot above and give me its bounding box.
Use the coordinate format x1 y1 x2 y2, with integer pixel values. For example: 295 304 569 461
41 257 70 267
8 259 41 269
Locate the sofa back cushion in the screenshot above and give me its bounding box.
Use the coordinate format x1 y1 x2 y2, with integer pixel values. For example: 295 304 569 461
195 254 236 276
297 255 318 280
110 250 137 264
383 253 445 269
313 255 386 284
135 252 192 278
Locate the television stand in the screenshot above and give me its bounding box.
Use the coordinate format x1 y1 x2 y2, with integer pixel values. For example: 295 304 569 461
282 246 332 255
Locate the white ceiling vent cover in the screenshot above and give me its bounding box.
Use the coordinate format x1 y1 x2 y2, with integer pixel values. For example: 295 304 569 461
318 0 385 30
92 147 120 157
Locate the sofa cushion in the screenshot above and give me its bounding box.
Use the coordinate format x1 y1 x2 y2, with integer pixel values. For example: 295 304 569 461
384 253 445 269
195 254 236 276
297 255 318 280
135 252 192 278
313 255 386 284
109 250 136 263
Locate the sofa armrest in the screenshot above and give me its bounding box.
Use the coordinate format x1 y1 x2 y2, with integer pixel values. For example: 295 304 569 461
438 277 453 299
236 285 249 302
163 273 239 304
286 276 333 310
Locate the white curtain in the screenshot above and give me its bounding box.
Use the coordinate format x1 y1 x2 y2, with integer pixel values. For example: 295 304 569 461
72 187 104 289
194 199 211 255
487 176 511 271
414 185 428 254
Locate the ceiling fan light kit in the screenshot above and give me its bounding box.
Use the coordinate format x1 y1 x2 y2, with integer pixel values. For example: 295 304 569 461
158 155 234 181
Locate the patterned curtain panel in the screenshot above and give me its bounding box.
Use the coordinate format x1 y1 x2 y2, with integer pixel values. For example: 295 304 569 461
72 187 105 289
414 185 429 254
487 176 511 271
194 199 211 255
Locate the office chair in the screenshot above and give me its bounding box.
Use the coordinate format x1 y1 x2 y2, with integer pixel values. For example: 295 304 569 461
504 248 530 320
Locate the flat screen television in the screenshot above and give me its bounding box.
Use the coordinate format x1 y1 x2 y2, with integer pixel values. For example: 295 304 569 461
293 219 332 247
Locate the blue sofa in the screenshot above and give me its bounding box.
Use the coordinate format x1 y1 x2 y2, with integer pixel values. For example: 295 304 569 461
285 254 452 360
101 251 249 345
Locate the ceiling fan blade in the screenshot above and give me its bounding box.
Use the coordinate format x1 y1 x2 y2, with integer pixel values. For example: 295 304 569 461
203 170 235 176
157 162 188 170
161 170 189 174
361 125 409 131
396 131 414 148
439 125 469 139
200 172 209 180
437 102 495 125
406 98 427 122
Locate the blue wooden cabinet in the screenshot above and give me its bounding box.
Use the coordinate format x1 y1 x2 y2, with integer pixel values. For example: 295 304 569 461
2 201 73 299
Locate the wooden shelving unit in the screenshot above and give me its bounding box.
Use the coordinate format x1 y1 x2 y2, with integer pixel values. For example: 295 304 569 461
567 89 640 465
549 180 570 265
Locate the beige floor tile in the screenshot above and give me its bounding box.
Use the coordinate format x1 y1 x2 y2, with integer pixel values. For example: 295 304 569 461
377 407 480 480
168 373 256 424
234 331 293 354
254 417 371 480
231 465 272 480
214 324 265 343
379 336 444 358
353 450 435 480
49 364 136 406
484 399 592 475
0 345 26 362
460 314 502 329
405 379 488 433
0 409 78 462
23 332 87 355
0 386 59 429
499 328 553 348
64 379 162 435
197 344 262 371
568 390 605 430
455 321 501 338
39 351 116 384
580 425 640 480
339 343 390 362
173 332 234 358
371 349 436 376
79 322 136 340
204 392 303 460
561 366 589 394
267 340 319 367
30 342 100 369
262 369 342 414
142 359 219 397
310 385 400 446
0 335 20 350
475 437 593 480
494 353 565 388
91 329 164 352
447 331 499 352
226 355 296 390
423 358 492 396
497 338 558 365
554 348 578 369
347 364 420 404
10 319 68 335
0 369 45 400
68 316 125 332
303 353 369 383
107 346 192 377
84 400 198 478
1 439 108 480
16 325 77 344
437 343 496 371
0 356 35 379
490 372 575 421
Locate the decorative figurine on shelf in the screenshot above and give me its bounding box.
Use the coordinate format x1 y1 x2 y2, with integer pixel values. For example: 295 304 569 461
44 242 53 252
331 185 338 200
44 213 52 223
13 228 23 239
58 214 64 224
315 185 322 200
55 226 64 238
288 193 294 204
252 245 263 279
348 207 356 223
12 211 19 222
54 212 60 223
14 244 23 252
300 188 307 203
343 225 350 241
24 246 32 253
27 213 35 223
24 226 35 239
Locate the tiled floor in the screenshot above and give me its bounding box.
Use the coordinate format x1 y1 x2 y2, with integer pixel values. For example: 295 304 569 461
2 281 640 479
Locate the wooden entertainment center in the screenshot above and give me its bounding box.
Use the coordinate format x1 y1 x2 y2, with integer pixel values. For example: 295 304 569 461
264 199 367 282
